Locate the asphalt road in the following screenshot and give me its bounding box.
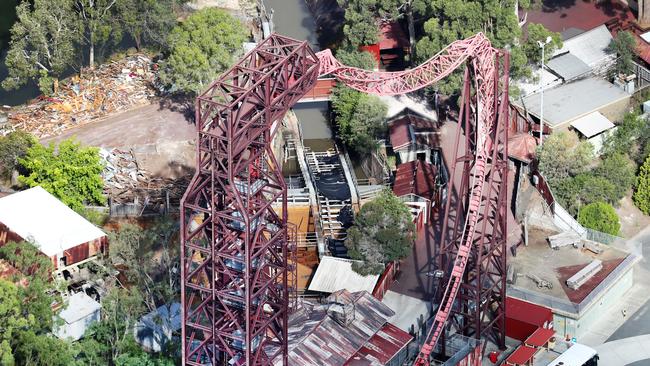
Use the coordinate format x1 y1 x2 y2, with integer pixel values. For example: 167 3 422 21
607 227 650 343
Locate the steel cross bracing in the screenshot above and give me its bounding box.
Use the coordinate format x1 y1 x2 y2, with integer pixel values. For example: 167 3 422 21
181 32 508 366
317 33 508 365
180 35 319 366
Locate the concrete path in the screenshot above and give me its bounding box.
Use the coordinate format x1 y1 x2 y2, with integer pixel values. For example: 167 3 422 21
595 335 650 365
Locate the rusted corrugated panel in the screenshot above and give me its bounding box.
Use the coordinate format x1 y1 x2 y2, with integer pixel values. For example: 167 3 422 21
64 242 90 265
87 236 108 257
0 222 24 246
346 322 413 365
280 290 396 366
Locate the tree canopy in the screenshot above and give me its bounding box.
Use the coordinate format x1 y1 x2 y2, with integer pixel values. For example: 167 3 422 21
19 138 106 211
578 202 620 236
634 155 650 215
537 131 594 183
0 130 36 181
346 189 415 275
331 84 388 154
609 31 636 76
158 8 249 96
2 0 79 92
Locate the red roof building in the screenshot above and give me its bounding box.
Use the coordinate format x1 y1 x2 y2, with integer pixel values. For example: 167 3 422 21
505 345 537 366
388 111 438 164
346 323 412 365
506 297 553 342
508 132 537 164
393 160 438 229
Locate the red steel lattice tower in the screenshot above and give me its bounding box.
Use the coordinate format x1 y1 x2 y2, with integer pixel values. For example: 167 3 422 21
180 35 319 366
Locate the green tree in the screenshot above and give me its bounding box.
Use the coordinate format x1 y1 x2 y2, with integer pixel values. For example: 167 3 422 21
0 241 76 365
77 287 147 364
0 279 23 366
522 23 562 63
2 0 79 92
415 0 556 93
346 189 415 275
634 155 650 215
74 0 123 68
537 131 594 183
0 130 36 180
578 202 620 236
19 138 106 211
115 0 178 51
331 85 388 154
158 8 249 96
336 48 377 70
609 31 636 75
594 152 636 203
108 216 180 311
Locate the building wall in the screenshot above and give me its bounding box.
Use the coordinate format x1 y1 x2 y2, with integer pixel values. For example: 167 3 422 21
553 267 634 340
551 97 631 132
397 148 430 164
54 308 101 341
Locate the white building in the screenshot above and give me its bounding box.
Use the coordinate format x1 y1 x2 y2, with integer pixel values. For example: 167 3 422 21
54 292 102 341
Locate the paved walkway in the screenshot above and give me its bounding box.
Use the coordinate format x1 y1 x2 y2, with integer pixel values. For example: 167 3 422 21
596 335 650 365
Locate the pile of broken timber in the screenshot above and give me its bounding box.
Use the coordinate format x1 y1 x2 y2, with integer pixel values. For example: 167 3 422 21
100 148 189 208
548 231 604 254
7 55 157 139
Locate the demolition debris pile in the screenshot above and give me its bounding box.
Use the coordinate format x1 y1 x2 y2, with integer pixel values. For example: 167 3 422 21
8 55 157 139
100 148 189 213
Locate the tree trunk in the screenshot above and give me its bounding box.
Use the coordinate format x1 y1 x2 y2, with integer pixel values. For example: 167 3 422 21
406 1 416 64
89 42 95 69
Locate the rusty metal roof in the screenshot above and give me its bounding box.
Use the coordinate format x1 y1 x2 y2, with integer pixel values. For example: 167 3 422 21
272 290 398 366
346 322 413 365
393 161 437 200
388 113 436 150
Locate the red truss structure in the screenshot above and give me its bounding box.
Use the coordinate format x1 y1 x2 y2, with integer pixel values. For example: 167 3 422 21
182 31 508 366
180 35 319 366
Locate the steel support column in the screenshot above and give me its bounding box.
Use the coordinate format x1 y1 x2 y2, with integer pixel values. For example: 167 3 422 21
180 35 319 366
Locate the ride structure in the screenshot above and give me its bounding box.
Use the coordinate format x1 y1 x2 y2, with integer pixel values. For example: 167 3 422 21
181 32 509 366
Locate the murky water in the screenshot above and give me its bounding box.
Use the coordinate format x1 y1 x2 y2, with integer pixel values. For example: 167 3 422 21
264 0 321 51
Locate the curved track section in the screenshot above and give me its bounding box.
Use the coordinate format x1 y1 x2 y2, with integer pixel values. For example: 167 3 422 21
316 34 499 365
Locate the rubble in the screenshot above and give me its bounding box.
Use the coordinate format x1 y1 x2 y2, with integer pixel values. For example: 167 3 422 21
7 55 158 139
100 148 189 209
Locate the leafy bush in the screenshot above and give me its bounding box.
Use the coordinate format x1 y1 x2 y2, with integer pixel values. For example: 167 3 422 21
346 189 415 275
331 85 388 154
634 155 650 215
0 130 36 180
19 138 105 210
578 202 620 236
537 131 593 183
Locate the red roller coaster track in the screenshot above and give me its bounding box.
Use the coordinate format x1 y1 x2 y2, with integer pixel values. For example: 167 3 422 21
181 33 509 366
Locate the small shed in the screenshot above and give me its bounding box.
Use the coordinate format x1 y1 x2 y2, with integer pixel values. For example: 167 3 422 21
393 160 438 228
570 111 616 154
388 111 438 164
134 302 181 352
308 256 380 294
506 297 553 342
0 186 107 271
360 21 410 71
54 291 102 341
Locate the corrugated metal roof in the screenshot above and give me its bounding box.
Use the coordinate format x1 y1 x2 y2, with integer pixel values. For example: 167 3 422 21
388 113 436 150
516 77 629 128
525 328 555 348
506 345 537 365
0 186 106 256
547 53 591 81
308 256 380 293
506 297 552 327
346 322 413 365
508 133 537 163
58 292 101 324
393 161 437 200
570 111 615 138
554 25 615 67
273 290 397 366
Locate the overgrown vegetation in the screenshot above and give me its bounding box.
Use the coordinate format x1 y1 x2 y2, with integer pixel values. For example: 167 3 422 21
19 138 106 211
609 31 636 76
157 8 249 96
578 202 620 236
3 0 182 91
634 155 650 215
331 84 388 154
346 189 415 275
0 130 36 181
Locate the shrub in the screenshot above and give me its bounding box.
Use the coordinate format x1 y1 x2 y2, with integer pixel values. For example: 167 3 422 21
578 202 620 236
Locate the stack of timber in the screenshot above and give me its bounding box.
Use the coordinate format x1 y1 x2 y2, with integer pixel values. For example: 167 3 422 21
548 231 582 249
7 55 157 139
566 260 603 290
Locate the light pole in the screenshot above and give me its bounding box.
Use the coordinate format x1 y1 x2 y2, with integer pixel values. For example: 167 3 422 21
537 36 552 145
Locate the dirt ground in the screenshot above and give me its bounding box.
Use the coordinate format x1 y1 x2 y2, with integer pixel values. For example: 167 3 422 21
616 194 650 239
42 103 197 179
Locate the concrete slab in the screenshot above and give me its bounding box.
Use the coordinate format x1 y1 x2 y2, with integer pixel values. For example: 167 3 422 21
381 290 431 334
